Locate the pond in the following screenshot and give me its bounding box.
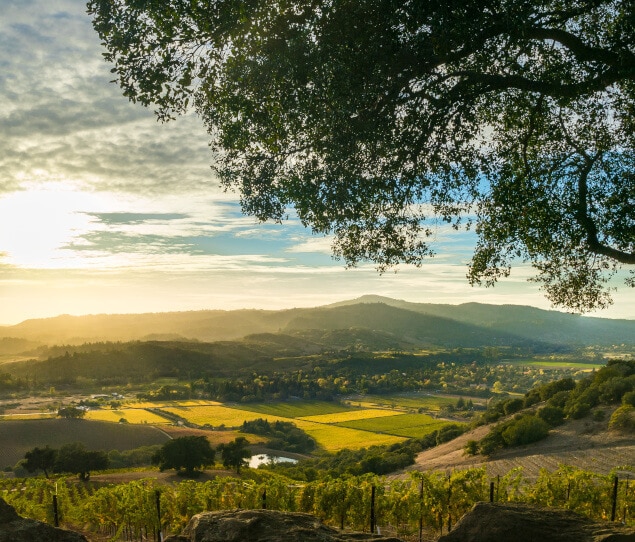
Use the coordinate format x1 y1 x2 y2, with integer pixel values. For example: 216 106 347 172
248 454 298 468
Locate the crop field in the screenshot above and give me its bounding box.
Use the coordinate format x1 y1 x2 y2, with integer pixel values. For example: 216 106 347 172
336 413 455 438
290 419 406 451
128 400 222 408
159 404 405 451
160 405 290 427
232 401 350 418
85 408 171 425
0 412 56 420
0 419 169 469
298 408 402 424
349 393 459 411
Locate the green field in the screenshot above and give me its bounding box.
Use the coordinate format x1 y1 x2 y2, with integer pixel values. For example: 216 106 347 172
291 419 406 450
336 412 455 438
347 393 459 411
230 401 351 418
299 408 401 424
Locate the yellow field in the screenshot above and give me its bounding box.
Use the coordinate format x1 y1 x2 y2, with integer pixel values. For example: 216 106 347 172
85 409 171 425
299 409 402 424
161 405 290 427
157 404 405 451
292 419 406 451
0 412 56 420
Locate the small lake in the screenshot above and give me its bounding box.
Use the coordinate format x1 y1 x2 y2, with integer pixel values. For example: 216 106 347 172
248 454 298 468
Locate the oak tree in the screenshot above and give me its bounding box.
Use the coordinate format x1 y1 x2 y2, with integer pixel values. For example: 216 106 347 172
88 0 635 311
152 435 216 476
23 445 57 478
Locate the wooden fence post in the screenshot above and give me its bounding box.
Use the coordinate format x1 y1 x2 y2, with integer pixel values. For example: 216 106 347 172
611 476 619 522
370 485 376 534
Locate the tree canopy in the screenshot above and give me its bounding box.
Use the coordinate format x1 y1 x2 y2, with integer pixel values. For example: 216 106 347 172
23 446 57 478
54 442 109 481
87 0 635 311
217 436 251 473
152 435 216 475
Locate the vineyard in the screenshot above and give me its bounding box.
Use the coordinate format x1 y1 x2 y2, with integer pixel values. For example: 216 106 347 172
1 466 633 541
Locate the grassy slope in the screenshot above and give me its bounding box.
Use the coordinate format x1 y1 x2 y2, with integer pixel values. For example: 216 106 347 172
401 406 635 478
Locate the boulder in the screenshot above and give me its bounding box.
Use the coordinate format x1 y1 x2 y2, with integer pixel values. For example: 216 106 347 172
437 502 635 542
0 498 88 542
163 509 404 542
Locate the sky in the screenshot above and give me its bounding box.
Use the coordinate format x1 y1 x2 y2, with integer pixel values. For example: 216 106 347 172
0 1 633 326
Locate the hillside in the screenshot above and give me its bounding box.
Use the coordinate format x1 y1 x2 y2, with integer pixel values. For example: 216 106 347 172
402 406 635 478
0 297 633 353
331 295 635 346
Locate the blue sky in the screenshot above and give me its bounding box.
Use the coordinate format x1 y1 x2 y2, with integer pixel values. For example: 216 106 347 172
0 0 633 325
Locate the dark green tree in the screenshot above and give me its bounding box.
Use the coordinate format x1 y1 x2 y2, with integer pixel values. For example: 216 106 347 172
54 442 109 481
57 406 86 419
23 446 57 478
88 0 635 312
152 436 215 476
217 436 251 474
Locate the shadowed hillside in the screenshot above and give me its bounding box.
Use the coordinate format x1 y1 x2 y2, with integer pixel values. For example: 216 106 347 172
0 298 632 355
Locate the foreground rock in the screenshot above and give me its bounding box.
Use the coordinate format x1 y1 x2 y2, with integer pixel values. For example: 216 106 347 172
0 498 87 542
438 502 635 542
164 509 403 542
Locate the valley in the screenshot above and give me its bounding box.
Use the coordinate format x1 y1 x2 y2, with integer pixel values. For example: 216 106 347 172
0 298 633 539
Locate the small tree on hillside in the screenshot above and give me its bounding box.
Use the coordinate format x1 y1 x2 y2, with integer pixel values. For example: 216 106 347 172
217 437 251 474
152 436 215 476
23 446 57 478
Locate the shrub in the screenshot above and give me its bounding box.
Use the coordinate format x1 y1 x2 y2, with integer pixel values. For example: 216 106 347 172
608 405 635 433
537 405 565 427
622 391 635 407
501 415 550 447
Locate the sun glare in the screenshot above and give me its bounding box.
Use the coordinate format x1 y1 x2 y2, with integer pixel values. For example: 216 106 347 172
0 183 103 268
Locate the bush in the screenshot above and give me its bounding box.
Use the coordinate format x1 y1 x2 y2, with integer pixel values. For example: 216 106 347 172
622 391 635 407
464 440 479 456
503 398 524 416
537 405 565 427
435 424 465 445
608 405 635 433
501 415 550 447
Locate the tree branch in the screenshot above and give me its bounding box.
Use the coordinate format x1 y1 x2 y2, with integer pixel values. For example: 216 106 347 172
576 154 635 264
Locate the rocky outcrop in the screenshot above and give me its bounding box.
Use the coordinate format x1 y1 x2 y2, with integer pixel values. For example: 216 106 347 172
163 509 404 542
0 498 88 542
437 502 635 542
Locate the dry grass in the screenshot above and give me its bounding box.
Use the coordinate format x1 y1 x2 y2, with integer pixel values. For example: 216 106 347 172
399 406 635 479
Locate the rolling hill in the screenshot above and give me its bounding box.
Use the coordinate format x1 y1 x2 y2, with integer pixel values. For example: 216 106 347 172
0 298 632 356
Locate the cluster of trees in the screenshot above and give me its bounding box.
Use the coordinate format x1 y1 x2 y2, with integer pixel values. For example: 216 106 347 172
152 436 251 476
466 359 635 455
198 353 578 403
22 443 108 481
241 419 316 454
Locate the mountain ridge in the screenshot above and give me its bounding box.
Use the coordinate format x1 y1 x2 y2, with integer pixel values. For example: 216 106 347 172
0 297 632 351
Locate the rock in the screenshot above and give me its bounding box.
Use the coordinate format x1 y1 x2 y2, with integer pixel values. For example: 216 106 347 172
163 509 404 542
437 502 635 542
0 498 88 542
